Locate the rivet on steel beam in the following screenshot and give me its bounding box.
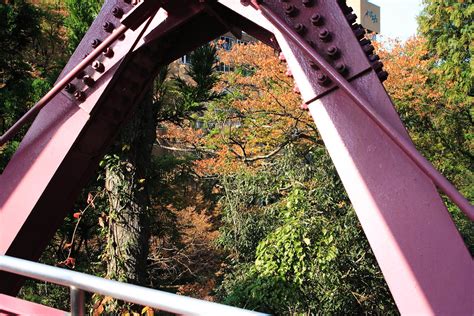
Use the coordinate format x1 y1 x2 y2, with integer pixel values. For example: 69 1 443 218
311 13 324 26
359 38 371 46
83 75 95 87
91 39 102 49
363 44 375 55
353 25 365 40
317 73 331 86
336 63 348 75
378 70 389 82
92 61 105 73
103 47 114 58
103 22 114 33
302 0 314 7
319 29 332 42
371 61 384 71
346 13 357 24
368 54 380 62
327 46 340 59
112 7 124 18
65 83 76 94
295 23 306 35
284 4 297 17
339 2 353 14
74 91 86 102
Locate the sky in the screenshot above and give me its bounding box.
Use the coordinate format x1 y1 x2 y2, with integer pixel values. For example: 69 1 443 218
370 0 424 41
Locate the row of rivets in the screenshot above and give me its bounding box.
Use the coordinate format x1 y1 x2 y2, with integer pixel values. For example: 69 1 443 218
66 1 133 101
278 0 341 86
337 0 389 82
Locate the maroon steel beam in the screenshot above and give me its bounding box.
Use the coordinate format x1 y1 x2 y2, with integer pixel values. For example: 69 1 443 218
0 0 166 147
256 3 474 220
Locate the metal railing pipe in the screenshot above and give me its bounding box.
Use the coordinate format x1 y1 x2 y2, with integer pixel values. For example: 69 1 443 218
0 256 267 316
70 286 85 316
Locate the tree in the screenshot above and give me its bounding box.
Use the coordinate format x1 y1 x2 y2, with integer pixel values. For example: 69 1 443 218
418 0 473 97
64 0 102 53
0 1 41 169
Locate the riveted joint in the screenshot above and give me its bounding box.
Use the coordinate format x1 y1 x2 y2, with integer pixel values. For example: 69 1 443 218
65 83 76 94
319 28 332 42
74 91 86 102
83 75 95 87
377 70 389 82
103 47 114 58
336 63 348 75
103 22 114 33
327 46 340 59
92 61 105 73
295 23 306 35
317 72 331 86
112 7 124 18
311 13 324 26
91 39 102 49
284 4 297 17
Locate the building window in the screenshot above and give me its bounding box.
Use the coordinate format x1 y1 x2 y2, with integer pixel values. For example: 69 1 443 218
181 54 191 65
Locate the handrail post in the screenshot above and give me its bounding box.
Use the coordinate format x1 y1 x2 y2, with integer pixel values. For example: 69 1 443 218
70 286 85 316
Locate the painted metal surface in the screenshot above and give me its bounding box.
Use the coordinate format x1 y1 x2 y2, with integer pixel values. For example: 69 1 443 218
0 294 68 316
0 0 472 314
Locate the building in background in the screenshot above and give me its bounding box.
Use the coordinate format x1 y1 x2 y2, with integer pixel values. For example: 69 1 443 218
347 0 381 33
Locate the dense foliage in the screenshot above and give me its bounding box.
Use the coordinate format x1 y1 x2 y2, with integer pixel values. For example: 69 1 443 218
418 0 473 97
0 1 40 169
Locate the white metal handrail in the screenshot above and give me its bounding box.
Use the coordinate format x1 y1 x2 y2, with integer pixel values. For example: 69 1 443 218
0 255 268 316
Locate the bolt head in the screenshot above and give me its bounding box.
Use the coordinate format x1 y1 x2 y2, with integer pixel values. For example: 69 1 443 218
112 7 124 18
65 83 76 94
103 22 114 33
319 29 332 42
83 75 95 87
91 39 102 48
284 4 297 16
311 13 324 26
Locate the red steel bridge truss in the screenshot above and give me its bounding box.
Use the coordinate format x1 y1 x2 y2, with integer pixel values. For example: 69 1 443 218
0 0 473 314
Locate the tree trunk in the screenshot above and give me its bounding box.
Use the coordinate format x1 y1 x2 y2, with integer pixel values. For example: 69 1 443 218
105 93 157 285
